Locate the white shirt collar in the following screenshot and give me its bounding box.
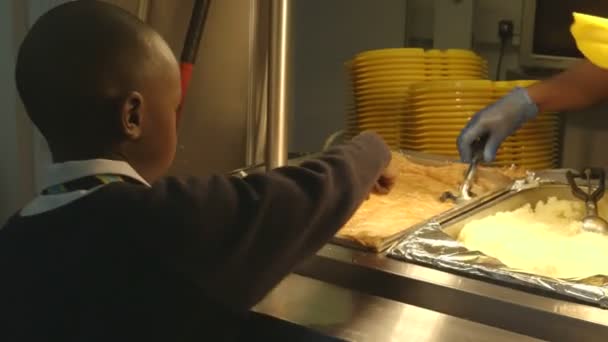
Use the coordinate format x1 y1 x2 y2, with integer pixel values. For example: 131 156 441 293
42 159 150 189
20 159 150 217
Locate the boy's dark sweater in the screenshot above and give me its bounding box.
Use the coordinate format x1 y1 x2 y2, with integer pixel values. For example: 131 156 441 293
0 132 390 341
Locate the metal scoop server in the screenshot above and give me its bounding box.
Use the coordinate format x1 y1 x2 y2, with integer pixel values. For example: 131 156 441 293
440 138 485 205
566 168 608 235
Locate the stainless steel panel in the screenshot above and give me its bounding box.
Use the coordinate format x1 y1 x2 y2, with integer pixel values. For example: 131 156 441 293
255 274 542 342
147 0 254 175
245 0 269 166
266 0 290 170
294 244 608 341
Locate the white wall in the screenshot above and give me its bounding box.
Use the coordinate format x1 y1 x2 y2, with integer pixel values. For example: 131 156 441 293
408 0 523 80
289 0 407 152
0 1 34 223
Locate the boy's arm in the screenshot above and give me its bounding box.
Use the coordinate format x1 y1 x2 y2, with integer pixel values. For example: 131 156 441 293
148 132 390 312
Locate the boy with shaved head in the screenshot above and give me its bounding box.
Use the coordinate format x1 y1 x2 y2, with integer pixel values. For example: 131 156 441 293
0 1 395 341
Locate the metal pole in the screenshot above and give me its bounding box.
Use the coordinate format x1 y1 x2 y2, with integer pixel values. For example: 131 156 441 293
266 0 290 170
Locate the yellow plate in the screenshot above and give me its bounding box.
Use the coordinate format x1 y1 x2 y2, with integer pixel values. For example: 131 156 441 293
401 125 558 137
425 74 487 80
355 87 410 96
351 112 403 120
402 111 477 119
356 93 410 102
348 117 402 125
354 62 486 70
432 76 489 81
355 70 429 78
410 98 491 107
410 92 494 101
401 141 558 151
426 64 487 71
357 112 407 119
353 61 485 71
411 104 487 113
358 70 485 77
356 102 409 110
401 130 557 139
353 63 428 71
409 80 493 93
355 48 426 59
352 60 428 69
401 117 558 129
358 124 401 131
516 122 560 133
424 70 486 76
427 66 487 72
355 75 430 83
358 115 407 123
356 105 409 113
355 82 426 91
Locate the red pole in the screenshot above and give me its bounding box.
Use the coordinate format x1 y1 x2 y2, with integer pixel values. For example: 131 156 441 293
178 0 211 124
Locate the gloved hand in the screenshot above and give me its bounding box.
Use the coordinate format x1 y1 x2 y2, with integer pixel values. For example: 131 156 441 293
457 87 539 163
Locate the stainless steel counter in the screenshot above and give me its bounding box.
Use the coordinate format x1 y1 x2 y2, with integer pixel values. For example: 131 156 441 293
236 155 608 340
255 274 541 341
291 244 608 342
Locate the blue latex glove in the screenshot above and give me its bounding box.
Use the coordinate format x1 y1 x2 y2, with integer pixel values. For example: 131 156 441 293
457 87 539 163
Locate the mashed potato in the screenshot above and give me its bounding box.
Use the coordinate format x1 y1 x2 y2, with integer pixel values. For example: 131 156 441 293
458 197 608 279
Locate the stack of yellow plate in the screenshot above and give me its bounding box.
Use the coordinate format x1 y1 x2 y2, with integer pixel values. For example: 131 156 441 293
401 80 559 170
401 80 494 156
345 48 488 148
492 81 559 170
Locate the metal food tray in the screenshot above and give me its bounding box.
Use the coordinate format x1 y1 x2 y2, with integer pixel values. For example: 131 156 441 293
330 150 517 253
389 173 608 308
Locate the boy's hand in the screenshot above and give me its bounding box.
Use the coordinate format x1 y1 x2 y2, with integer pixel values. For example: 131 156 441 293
372 158 398 195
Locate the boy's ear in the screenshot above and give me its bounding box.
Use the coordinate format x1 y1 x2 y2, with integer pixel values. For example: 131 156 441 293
120 91 144 140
